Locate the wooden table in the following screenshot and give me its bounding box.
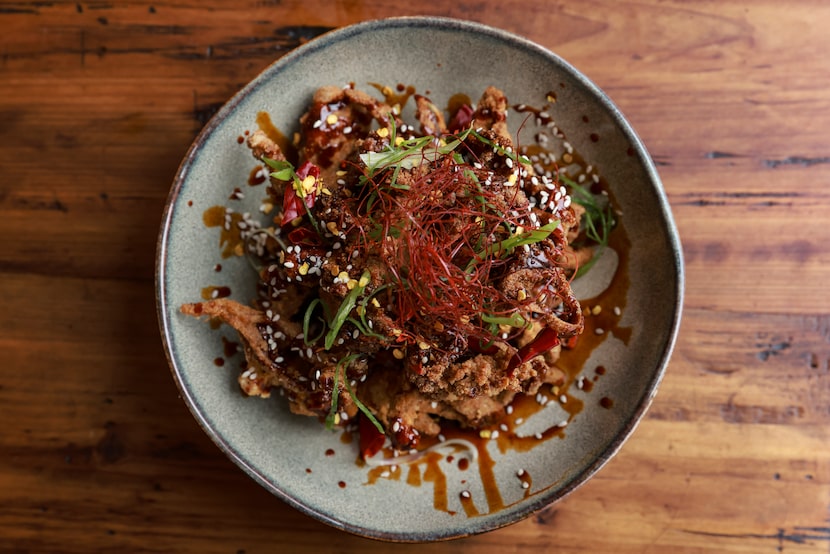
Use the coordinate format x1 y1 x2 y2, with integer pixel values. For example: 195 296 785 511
2 1 828 552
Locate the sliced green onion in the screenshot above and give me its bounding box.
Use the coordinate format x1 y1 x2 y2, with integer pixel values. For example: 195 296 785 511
325 353 362 430
302 298 327 346
324 353 381 433
560 175 615 277
481 312 527 328
343 371 384 433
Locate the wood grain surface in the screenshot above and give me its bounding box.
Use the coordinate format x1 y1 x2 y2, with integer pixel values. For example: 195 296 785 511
2 1 829 552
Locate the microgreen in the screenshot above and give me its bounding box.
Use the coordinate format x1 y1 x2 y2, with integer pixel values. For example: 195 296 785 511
560 175 615 277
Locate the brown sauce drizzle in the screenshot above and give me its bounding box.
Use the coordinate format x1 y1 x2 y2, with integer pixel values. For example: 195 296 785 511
369 82 416 110
202 205 246 258
248 165 267 186
422 451 449 512
517 469 533 497
447 93 472 118
255 111 297 164
221 336 239 357
407 464 422 486
459 491 480 517
200 285 231 300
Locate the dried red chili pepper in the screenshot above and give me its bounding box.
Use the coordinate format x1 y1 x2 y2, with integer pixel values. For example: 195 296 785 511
282 160 319 227
449 103 475 132
508 326 560 373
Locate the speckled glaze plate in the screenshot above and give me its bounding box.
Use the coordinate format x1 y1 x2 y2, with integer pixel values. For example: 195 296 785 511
156 17 683 542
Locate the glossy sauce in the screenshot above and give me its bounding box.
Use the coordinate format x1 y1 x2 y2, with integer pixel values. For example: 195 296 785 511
459 491 480 517
369 82 416 110
221 336 239 357
207 86 630 518
447 93 472 118
255 111 297 164
517 469 533 497
248 165 267 186
200 285 231 300
202 205 246 258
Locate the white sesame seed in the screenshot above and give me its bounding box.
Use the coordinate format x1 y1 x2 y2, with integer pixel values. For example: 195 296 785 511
506 405 513 415
559 395 568 404
595 327 605 335
283 261 295 268
460 490 471 499
522 481 530 489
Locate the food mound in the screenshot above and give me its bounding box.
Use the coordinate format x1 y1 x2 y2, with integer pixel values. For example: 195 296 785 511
182 85 590 454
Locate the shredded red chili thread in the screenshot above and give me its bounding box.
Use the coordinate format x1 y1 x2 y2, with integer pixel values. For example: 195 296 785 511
347 138 550 353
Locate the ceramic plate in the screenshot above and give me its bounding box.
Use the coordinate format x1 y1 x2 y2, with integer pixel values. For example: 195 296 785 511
156 16 683 541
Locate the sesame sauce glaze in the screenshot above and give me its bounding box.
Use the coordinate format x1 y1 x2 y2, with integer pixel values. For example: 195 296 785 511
196 84 629 517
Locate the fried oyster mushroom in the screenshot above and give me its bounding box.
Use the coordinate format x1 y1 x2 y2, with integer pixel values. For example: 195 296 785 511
182 85 588 453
